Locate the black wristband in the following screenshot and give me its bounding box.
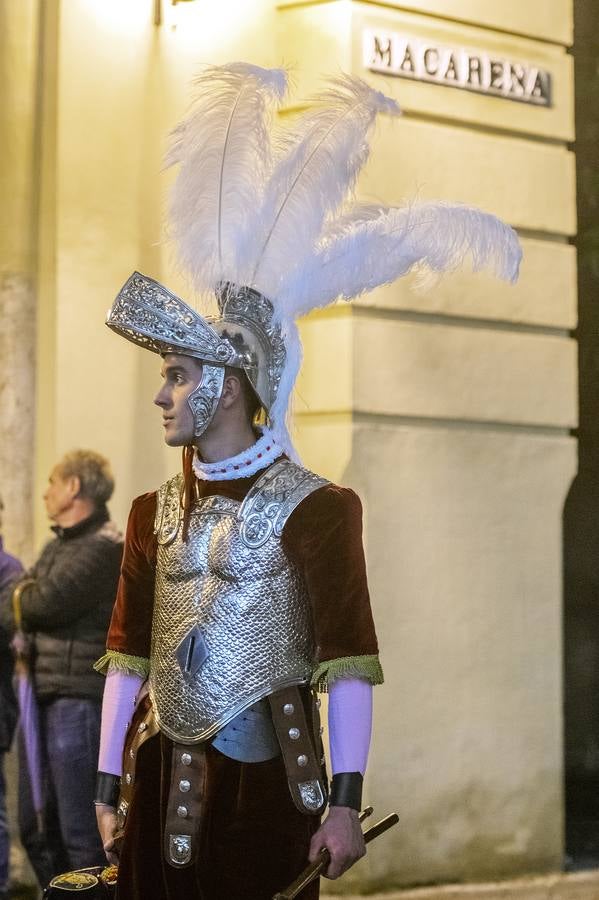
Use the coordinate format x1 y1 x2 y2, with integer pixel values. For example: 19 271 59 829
329 772 363 811
94 771 120 808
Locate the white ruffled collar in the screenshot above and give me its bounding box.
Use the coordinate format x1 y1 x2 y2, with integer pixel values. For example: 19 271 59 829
192 427 283 481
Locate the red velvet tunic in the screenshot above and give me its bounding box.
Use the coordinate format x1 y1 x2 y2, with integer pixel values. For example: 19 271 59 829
106 472 381 684
105 469 381 900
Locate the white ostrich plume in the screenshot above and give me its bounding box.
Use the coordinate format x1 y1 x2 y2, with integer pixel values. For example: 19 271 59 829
166 63 522 454
246 75 401 296
165 62 288 294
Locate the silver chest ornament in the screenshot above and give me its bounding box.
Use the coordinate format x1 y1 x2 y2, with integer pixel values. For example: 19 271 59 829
150 459 328 745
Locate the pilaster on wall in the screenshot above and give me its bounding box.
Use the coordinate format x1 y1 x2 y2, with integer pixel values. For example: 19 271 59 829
280 0 577 891
0 0 42 566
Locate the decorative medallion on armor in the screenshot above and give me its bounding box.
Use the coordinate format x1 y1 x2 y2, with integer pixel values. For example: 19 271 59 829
150 459 328 743
169 834 192 867
239 458 331 549
299 780 326 812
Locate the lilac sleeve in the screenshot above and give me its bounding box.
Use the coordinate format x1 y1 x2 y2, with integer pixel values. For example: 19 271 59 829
327 677 373 775
98 667 144 776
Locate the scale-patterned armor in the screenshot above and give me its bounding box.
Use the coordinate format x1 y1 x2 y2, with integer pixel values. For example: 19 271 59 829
149 458 329 744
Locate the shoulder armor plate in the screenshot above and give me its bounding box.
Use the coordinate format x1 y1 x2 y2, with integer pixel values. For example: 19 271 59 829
154 473 183 545
238 459 329 549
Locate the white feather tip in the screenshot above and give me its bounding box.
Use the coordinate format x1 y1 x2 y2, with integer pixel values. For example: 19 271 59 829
220 61 289 100
324 73 401 117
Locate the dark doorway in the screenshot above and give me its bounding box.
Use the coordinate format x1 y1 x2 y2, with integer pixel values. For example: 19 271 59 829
564 0 599 870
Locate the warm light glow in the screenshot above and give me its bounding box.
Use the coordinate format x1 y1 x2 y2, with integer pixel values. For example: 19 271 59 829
161 0 261 42
82 0 150 37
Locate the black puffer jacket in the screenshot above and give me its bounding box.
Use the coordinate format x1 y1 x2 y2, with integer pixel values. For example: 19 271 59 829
0 508 123 702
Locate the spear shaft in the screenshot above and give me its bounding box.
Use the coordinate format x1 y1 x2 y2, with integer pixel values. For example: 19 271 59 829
273 807 399 900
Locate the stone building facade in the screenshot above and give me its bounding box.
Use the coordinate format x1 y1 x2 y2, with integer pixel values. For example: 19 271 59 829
0 0 582 893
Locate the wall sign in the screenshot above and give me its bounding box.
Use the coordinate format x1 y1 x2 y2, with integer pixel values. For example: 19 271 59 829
363 30 552 107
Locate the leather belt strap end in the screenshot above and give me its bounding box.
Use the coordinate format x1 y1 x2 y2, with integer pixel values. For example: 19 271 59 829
113 701 159 851
268 686 327 816
163 741 206 868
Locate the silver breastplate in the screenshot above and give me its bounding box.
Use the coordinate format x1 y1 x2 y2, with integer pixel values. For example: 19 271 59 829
150 459 328 744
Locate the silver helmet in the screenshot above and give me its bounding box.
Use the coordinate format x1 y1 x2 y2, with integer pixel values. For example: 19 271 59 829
107 272 286 437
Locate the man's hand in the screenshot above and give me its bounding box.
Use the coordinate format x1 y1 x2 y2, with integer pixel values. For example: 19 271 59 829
95 804 119 866
308 806 366 879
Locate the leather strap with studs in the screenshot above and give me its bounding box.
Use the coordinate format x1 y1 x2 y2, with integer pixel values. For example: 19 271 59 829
268 685 327 816
163 742 207 868
112 700 159 851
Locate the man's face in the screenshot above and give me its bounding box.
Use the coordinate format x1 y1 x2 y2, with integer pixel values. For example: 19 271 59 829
43 467 77 522
154 354 203 446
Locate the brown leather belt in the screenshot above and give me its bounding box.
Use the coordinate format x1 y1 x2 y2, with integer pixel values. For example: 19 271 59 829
268 685 327 816
160 685 326 869
119 686 326 869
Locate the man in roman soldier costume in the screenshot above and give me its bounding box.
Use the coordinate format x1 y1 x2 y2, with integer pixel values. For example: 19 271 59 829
93 64 521 900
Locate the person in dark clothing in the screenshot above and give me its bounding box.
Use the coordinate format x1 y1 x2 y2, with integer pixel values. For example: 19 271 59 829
0 451 123 890
0 495 23 900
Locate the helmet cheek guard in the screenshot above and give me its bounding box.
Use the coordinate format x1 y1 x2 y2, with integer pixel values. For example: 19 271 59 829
187 364 226 437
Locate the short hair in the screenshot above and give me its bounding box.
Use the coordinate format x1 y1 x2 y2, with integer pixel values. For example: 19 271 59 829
225 366 263 423
56 450 115 507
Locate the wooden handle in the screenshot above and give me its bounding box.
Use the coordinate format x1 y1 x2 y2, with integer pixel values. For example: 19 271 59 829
272 806 380 900
11 579 35 634
362 813 400 845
